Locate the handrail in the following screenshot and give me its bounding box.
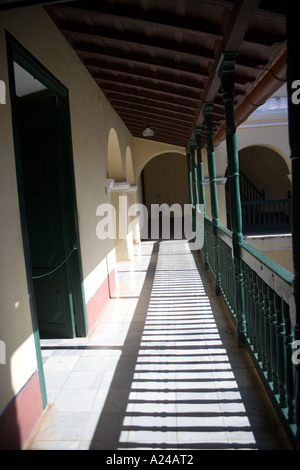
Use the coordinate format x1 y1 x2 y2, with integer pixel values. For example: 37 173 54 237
239 169 265 202
229 198 291 234
241 237 293 303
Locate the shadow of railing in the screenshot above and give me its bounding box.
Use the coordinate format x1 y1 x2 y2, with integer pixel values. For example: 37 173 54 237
88 239 288 450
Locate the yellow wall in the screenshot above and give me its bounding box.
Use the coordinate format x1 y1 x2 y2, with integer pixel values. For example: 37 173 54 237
0 6 133 416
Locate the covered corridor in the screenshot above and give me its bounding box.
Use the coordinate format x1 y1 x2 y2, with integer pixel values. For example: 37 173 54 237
27 240 291 450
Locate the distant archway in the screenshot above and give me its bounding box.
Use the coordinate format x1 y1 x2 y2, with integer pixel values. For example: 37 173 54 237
142 152 189 211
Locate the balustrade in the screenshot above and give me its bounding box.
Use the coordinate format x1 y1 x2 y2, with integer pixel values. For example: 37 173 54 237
200 215 297 446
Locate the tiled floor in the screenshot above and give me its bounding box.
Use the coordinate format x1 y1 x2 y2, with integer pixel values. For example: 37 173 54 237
27 240 292 450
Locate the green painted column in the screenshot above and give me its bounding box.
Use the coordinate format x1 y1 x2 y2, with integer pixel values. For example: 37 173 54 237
203 102 221 295
217 52 246 347
194 126 206 210
190 139 199 206
186 147 194 208
190 139 199 233
194 125 208 267
286 0 300 448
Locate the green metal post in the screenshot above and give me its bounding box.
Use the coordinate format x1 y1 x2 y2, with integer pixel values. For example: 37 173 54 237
286 0 300 448
186 147 194 208
203 102 221 295
194 126 206 210
217 52 246 347
190 139 199 206
190 139 198 234
195 126 208 267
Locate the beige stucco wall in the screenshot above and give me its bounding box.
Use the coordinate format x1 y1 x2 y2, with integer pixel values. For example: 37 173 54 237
0 6 134 415
244 235 293 273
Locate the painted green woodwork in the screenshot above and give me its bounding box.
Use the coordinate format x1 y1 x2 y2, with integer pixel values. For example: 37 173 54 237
186 147 194 207
218 52 246 346
18 95 76 338
203 215 297 447
286 0 300 448
189 139 198 233
189 139 199 206
194 126 208 267
7 33 88 408
194 126 205 210
203 103 221 295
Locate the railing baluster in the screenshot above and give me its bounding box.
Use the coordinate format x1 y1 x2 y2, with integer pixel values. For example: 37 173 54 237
253 273 259 356
257 277 264 363
248 268 255 347
270 290 279 394
275 294 287 408
263 283 272 382
283 301 295 424
201 216 296 446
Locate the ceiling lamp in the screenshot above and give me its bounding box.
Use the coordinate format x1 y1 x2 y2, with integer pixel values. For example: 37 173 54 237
143 123 154 137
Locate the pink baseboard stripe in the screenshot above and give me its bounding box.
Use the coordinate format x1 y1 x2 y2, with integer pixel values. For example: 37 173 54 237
86 268 117 332
0 371 43 450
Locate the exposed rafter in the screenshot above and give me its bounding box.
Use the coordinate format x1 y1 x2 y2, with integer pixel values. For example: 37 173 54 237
44 0 287 148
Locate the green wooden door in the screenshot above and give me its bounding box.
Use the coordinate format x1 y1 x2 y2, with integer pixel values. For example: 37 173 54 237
18 94 76 338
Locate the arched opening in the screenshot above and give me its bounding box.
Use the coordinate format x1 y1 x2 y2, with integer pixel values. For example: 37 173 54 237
238 145 290 200
226 145 291 234
107 128 123 182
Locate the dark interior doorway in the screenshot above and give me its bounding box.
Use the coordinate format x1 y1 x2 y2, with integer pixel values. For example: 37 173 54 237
8 37 87 340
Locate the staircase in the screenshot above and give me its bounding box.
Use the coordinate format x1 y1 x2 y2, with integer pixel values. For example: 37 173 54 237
226 171 290 234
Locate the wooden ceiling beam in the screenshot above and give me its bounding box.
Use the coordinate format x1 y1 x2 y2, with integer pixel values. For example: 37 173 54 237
95 76 202 101
102 88 199 111
99 81 201 105
108 95 197 116
116 109 194 131
52 3 224 40
86 63 205 93
60 22 215 62
75 43 211 79
113 102 195 123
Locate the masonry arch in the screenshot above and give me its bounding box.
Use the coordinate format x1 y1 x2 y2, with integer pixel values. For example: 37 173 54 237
107 128 123 182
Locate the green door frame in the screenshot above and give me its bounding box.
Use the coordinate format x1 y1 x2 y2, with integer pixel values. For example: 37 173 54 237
6 32 88 408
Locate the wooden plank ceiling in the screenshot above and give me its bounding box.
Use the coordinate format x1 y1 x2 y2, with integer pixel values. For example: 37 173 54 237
45 0 287 148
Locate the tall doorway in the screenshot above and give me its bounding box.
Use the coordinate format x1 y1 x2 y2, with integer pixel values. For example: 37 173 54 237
8 36 87 343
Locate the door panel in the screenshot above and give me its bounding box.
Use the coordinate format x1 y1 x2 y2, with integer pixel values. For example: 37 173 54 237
18 94 76 338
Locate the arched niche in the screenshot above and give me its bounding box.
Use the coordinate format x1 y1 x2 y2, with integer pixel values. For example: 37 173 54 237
107 128 123 182
125 146 135 185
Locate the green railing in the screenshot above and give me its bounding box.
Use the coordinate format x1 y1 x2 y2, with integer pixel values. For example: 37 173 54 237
227 199 291 235
200 215 297 446
241 199 291 234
